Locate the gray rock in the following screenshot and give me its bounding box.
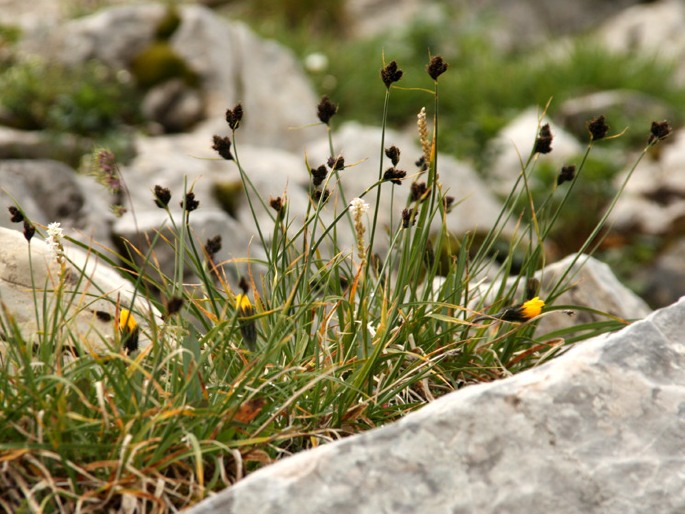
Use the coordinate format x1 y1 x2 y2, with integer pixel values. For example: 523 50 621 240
141 78 205 133
17 4 320 151
18 4 164 69
0 159 113 244
112 207 262 289
171 4 319 150
0 226 158 357
0 126 90 164
597 0 685 85
451 0 642 52
186 296 685 514
636 238 685 309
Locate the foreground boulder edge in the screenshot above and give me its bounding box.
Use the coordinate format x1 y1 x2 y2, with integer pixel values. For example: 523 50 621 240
187 297 685 514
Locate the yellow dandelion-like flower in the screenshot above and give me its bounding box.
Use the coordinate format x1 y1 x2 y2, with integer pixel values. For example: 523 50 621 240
236 294 257 351
118 308 139 353
475 297 545 323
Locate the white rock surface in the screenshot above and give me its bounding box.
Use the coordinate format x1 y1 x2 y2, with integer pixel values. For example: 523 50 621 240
597 0 685 85
186 295 685 514
0 226 157 355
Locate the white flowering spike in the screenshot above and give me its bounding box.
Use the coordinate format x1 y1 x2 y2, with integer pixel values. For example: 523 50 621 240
349 198 369 262
46 222 66 264
349 198 369 216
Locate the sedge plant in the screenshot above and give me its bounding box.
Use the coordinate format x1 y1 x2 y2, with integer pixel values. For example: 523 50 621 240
0 54 671 512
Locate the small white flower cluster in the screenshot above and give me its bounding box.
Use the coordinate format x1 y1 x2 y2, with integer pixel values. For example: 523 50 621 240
349 198 369 217
46 222 66 264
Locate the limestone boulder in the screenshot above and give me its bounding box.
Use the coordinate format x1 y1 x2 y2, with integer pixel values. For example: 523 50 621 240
0 226 158 358
0 159 113 245
18 4 320 149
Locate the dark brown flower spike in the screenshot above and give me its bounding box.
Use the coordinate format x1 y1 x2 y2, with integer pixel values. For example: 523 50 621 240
8 206 24 223
23 220 35 242
443 195 455 213
225 104 243 131
181 192 199 212
327 155 345 170
205 235 222 258
317 96 338 125
381 60 403 89
557 165 576 185
410 181 428 202
427 55 448 80
534 124 553 154
311 165 328 186
587 115 609 141
415 156 428 171
648 120 672 145
270 196 284 213
153 185 171 208
212 135 234 161
165 296 185 318
385 146 400 166
383 168 407 185
401 208 415 228
312 189 331 204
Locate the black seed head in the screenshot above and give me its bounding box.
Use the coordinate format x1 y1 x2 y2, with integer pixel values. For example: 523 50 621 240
381 60 403 89
649 120 672 145
385 146 400 166
8 206 24 223
383 167 407 185
557 165 576 185
587 115 609 142
181 192 199 212
212 135 234 160
153 185 171 208
426 55 448 80
317 96 338 125
327 155 345 170
534 124 553 154
23 220 35 242
225 104 243 131
165 296 185 317
311 165 328 186
205 235 222 258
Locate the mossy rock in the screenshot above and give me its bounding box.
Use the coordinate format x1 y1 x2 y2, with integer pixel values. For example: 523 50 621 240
213 180 244 218
155 6 182 40
130 42 199 90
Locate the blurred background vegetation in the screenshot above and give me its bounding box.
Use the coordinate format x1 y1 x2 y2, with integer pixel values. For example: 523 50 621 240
1 0 684 305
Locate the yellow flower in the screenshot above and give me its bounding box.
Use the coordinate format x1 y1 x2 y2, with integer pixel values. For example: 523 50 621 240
118 308 139 353
499 296 545 322
474 297 545 324
236 294 257 351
